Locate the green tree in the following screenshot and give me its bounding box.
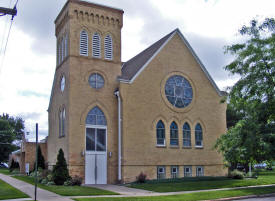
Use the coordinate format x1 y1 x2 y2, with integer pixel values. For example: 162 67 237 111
52 149 70 185
37 145 45 169
0 114 25 162
216 18 275 169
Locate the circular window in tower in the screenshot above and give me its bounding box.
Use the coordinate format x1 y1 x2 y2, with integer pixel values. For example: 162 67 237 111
89 73 104 89
165 75 193 108
60 75 65 92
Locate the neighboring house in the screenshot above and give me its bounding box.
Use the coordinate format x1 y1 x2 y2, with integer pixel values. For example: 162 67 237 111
47 0 227 184
20 137 47 174
9 134 48 174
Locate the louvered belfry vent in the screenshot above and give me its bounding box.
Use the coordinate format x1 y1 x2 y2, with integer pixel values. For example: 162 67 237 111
104 35 113 60
92 33 101 58
80 30 88 56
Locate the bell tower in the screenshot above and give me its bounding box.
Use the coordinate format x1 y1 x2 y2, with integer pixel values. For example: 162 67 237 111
48 0 124 184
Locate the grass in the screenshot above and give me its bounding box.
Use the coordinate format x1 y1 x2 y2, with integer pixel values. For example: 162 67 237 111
0 168 12 175
13 175 118 196
73 185 275 201
0 178 29 200
129 170 275 192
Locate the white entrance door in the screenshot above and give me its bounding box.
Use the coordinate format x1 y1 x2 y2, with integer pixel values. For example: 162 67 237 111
85 127 107 184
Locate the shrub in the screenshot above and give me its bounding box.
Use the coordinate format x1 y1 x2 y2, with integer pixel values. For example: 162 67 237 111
37 145 46 169
41 178 48 184
64 180 73 186
229 170 244 179
136 172 147 183
71 175 82 186
46 181 55 186
47 174 53 182
52 149 70 185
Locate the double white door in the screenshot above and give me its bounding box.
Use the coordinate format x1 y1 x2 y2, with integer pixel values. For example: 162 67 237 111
85 127 107 184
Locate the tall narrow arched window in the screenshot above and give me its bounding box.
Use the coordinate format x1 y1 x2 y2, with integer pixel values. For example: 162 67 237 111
61 37 64 61
58 40 62 64
183 123 191 147
156 120 165 146
104 34 113 60
80 30 88 56
170 121 178 146
92 33 101 58
59 109 62 137
195 123 203 147
64 34 68 58
86 106 106 126
62 108 66 137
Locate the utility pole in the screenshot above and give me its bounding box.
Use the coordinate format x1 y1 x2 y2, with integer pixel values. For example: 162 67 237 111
0 6 17 19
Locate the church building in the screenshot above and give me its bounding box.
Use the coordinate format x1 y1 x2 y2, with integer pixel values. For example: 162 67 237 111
47 0 227 184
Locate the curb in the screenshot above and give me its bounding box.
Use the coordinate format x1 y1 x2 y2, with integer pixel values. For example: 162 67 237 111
212 193 275 200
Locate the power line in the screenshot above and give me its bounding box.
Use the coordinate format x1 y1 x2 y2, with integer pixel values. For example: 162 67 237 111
0 0 19 74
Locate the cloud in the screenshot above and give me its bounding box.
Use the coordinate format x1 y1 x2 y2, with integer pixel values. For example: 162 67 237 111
18 90 49 98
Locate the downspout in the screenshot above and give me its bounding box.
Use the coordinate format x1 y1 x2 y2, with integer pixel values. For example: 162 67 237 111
115 91 122 181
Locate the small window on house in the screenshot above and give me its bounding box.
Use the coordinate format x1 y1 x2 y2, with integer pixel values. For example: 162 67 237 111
92 32 101 58
80 30 88 56
104 34 113 60
184 166 192 177
157 166 166 179
170 121 178 146
62 108 66 137
171 166 179 178
195 123 203 147
156 120 165 146
183 122 191 147
196 166 204 177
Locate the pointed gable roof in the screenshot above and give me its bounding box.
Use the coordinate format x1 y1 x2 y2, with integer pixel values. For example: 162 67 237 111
119 28 223 96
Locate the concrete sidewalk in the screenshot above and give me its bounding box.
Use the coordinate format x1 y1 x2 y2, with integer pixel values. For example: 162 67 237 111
0 173 73 201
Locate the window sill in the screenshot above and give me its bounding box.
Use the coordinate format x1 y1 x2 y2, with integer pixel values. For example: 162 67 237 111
156 145 166 148
183 146 192 149
59 135 65 139
195 146 204 149
170 145 179 149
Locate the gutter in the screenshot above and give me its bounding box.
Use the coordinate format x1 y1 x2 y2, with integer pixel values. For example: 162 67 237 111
114 90 122 181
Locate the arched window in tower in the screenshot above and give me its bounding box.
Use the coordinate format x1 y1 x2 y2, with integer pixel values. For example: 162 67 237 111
62 108 66 137
104 34 113 60
86 106 107 126
80 30 88 56
61 37 64 61
58 40 62 64
64 34 68 58
59 109 62 137
92 32 101 58
183 122 191 147
170 121 178 146
156 120 165 146
195 123 203 147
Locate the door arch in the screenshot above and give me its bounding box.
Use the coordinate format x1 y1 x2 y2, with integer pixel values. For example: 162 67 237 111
85 106 107 184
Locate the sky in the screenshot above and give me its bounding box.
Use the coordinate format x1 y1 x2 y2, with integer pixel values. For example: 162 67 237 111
0 0 274 141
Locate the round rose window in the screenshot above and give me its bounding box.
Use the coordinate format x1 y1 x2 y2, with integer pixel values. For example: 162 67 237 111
165 75 193 108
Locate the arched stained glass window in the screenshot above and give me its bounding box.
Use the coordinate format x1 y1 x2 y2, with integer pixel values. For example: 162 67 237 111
80 30 88 56
183 122 191 147
86 106 107 126
195 123 203 147
156 120 165 146
170 121 178 146
104 35 113 60
92 33 101 58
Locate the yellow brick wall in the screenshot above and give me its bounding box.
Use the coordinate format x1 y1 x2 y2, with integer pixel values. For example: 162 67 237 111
119 34 227 183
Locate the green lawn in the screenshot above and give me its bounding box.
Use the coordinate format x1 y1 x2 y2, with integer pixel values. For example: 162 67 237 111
0 178 29 200
13 175 118 196
74 185 275 201
0 168 12 175
129 171 275 192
